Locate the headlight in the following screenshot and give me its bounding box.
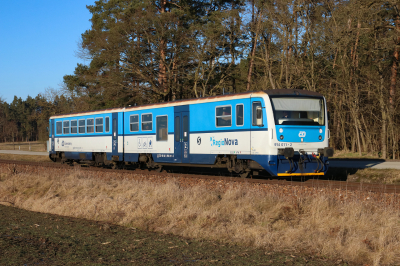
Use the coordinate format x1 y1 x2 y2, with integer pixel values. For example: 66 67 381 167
279 128 283 133
318 135 322 140
280 135 284 140
319 128 323 133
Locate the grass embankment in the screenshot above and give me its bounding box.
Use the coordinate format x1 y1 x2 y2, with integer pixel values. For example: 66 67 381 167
332 150 381 159
326 167 400 184
346 169 400 184
0 169 399 265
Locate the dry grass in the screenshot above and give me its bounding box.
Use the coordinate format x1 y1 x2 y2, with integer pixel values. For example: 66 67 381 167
0 169 399 265
333 149 381 159
0 154 50 162
348 168 400 184
0 141 47 152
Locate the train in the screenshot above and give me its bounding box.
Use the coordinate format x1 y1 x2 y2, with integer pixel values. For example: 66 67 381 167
48 89 334 177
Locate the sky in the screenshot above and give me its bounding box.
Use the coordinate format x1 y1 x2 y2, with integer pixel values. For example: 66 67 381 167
0 0 96 103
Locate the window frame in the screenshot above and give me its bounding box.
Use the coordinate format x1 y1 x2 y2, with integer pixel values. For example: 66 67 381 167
141 113 153 131
105 116 110 133
87 118 94 133
215 105 232 128
71 120 78 134
236 104 244 127
78 119 85 134
63 120 70 134
156 115 168 142
130 114 139 132
95 117 104 133
252 101 263 126
56 121 62 135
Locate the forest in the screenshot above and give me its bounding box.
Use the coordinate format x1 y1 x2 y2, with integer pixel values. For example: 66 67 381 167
0 0 399 159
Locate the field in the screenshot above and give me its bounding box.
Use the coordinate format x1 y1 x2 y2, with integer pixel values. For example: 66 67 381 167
0 166 399 265
0 154 50 163
0 204 345 266
0 142 47 152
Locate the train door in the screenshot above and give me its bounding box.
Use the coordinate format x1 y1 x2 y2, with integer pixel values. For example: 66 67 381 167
112 112 118 156
250 97 264 155
174 105 190 163
50 119 55 154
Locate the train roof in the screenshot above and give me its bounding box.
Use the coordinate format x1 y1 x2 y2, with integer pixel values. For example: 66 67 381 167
264 89 323 97
50 89 324 119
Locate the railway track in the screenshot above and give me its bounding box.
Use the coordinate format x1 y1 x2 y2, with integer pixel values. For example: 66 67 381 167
1 159 399 194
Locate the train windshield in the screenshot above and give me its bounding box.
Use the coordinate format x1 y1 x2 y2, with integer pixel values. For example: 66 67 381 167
271 97 325 126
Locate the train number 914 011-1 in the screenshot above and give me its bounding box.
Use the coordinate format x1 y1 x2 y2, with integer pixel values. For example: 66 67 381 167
274 143 293 147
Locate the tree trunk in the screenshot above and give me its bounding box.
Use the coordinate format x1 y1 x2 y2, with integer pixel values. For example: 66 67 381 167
246 2 261 91
159 0 167 100
379 71 387 159
390 6 399 112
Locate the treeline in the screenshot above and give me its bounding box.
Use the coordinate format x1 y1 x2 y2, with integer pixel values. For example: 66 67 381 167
0 92 72 142
1 0 399 159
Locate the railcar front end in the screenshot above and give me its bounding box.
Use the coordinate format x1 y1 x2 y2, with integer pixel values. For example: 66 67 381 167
260 91 334 177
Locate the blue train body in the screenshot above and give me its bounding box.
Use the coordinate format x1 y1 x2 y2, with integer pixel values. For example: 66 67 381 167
49 90 334 177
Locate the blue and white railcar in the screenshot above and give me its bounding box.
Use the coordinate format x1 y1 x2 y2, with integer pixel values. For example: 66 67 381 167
49 89 333 177
49 108 125 163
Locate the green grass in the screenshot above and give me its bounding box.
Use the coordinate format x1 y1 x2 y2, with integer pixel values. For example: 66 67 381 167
0 204 348 266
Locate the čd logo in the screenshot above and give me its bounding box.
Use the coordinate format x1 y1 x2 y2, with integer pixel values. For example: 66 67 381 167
298 131 306 137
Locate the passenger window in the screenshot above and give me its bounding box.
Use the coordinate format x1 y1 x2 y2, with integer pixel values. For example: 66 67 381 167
56 121 62 135
174 116 180 142
216 106 231 127
105 117 110 132
63 121 70 134
96 117 103 133
183 116 188 142
87 118 94 133
71 120 77 134
236 104 244 126
156 116 168 141
78 119 85 133
142 114 152 131
130 115 139 132
252 102 263 126
49 121 52 136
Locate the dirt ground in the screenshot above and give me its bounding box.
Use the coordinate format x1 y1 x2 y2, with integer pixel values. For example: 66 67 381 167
0 204 350 266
